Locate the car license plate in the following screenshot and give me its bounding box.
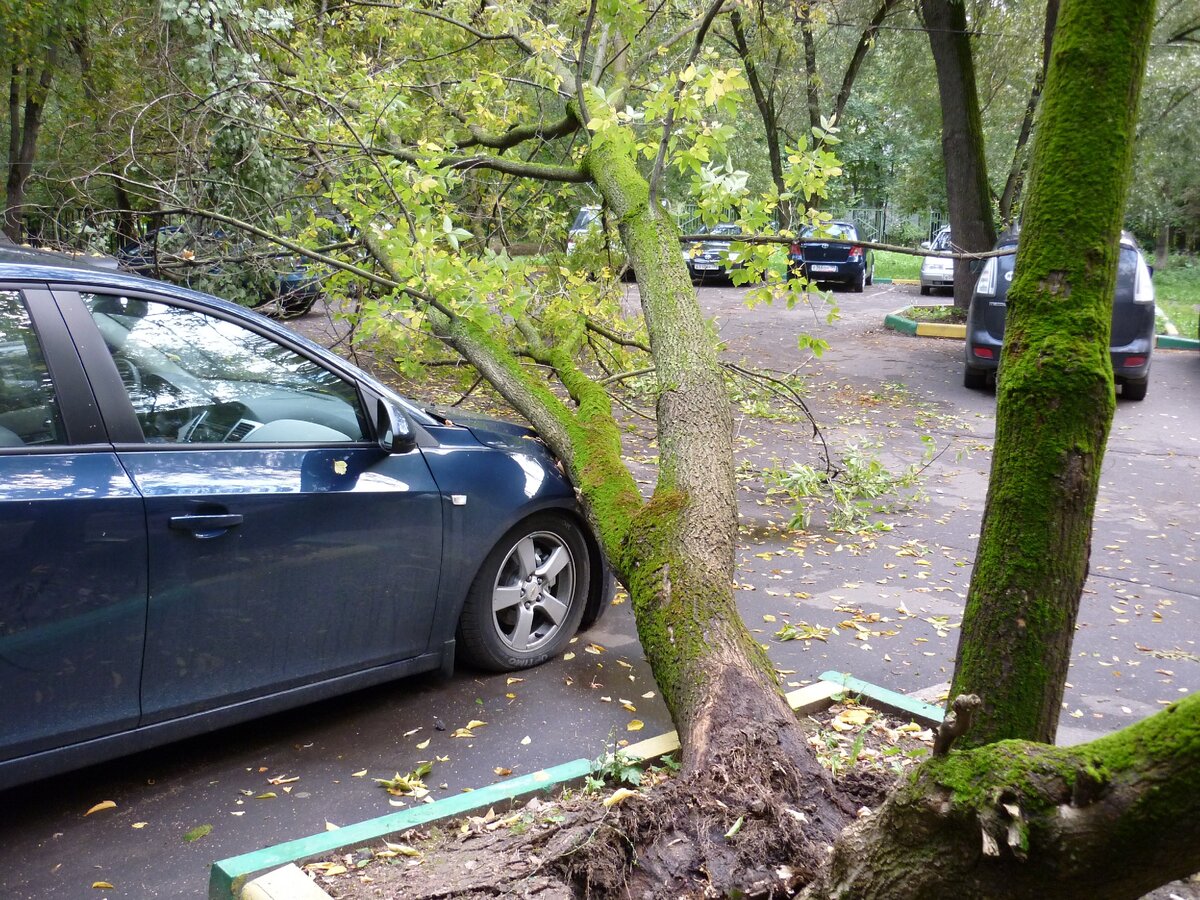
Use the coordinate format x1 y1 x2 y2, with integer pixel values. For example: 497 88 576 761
693 262 718 271
810 264 838 273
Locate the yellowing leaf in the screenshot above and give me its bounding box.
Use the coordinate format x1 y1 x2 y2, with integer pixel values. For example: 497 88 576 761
255 792 277 800
325 821 340 831
85 800 117 817
92 882 114 890
603 787 639 808
416 739 430 750
627 720 645 732
351 769 368 778
131 822 148 829
520 736 532 746
563 652 576 661
493 767 512 777
464 720 487 730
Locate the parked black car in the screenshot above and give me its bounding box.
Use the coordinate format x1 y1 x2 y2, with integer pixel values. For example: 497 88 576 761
682 223 748 283
0 244 609 788
964 231 1156 399
788 222 874 292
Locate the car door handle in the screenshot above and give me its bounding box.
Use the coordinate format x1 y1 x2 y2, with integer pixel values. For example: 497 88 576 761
169 514 244 537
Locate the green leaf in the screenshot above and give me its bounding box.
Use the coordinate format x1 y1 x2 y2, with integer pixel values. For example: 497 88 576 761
183 824 212 843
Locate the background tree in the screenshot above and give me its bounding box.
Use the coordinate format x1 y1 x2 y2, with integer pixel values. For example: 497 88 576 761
920 0 997 307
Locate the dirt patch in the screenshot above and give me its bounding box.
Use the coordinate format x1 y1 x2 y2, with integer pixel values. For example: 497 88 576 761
309 701 934 899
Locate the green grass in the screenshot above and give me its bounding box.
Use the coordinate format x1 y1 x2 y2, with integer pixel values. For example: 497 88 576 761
873 250 922 281
1154 258 1200 338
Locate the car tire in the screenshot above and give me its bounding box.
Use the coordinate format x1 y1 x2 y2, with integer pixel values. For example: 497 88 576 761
1122 377 1148 401
457 513 591 671
920 285 931 296
852 268 865 293
963 365 988 390
866 265 874 287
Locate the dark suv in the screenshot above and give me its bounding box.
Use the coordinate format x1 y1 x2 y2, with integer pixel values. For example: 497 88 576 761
963 232 1156 400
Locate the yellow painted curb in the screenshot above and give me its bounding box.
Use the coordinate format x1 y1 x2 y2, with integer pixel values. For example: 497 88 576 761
914 322 965 339
242 864 330 899
891 278 920 285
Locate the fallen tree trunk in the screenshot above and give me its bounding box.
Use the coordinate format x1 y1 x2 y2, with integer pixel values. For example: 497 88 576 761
810 693 1200 900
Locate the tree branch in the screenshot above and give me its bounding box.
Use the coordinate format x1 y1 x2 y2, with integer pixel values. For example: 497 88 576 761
648 0 729 205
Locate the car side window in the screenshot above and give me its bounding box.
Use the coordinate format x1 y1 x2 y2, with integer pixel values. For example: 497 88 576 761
0 290 64 447
82 294 367 444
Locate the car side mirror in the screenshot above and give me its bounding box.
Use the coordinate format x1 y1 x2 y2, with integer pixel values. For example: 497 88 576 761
1147 264 1154 278
375 398 416 453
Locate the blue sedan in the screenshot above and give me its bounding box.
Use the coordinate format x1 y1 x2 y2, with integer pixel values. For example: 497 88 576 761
0 245 608 789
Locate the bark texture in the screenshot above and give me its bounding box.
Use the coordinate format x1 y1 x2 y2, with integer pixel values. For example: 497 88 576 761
921 0 997 309
4 55 55 242
950 0 1156 746
811 693 1200 900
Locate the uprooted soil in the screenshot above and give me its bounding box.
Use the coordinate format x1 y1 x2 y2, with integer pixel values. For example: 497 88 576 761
310 702 932 899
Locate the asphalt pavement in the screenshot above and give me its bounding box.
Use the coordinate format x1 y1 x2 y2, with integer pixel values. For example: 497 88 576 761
1 280 1196 898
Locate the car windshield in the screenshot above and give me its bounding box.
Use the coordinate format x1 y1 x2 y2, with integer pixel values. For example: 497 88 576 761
709 224 740 236
931 229 952 251
801 224 856 240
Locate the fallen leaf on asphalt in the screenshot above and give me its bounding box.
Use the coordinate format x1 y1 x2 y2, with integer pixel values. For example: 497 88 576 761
627 720 644 731
493 767 512 776
351 770 368 778
182 824 212 843
267 775 299 785
325 821 339 831
521 736 531 746
92 882 114 890
131 822 147 829
563 652 576 661
376 763 432 798
585 643 605 655
416 739 430 750
382 840 422 858
507 677 524 685
255 792 277 800
85 801 116 816
642 691 656 699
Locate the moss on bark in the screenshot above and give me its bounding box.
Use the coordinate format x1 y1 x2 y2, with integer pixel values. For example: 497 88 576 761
949 0 1156 747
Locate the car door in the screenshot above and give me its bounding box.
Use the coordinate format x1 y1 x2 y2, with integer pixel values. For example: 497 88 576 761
0 287 147 762
57 288 443 722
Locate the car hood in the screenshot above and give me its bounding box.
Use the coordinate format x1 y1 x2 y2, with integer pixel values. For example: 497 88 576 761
426 407 545 453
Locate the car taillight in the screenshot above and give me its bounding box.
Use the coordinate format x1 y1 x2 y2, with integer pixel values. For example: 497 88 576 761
972 347 995 360
1124 355 1147 367
1134 255 1155 303
976 258 997 297
790 242 802 256
848 245 864 260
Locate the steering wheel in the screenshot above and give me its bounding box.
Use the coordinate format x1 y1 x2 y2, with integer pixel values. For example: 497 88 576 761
113 356 142 393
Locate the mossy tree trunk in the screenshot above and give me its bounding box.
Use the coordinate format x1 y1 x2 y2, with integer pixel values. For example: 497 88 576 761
921 0 998 309
811 692 1200 899
426 127 852 895
948 0 1156 747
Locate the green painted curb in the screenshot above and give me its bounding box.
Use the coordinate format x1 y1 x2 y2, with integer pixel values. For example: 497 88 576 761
1157 333 1200 350
820 670 947 724
208 757 593 899
872 277 894 284
883 313 918 335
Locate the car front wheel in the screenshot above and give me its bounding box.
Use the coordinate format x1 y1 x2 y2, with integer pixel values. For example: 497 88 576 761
457 513 590 671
